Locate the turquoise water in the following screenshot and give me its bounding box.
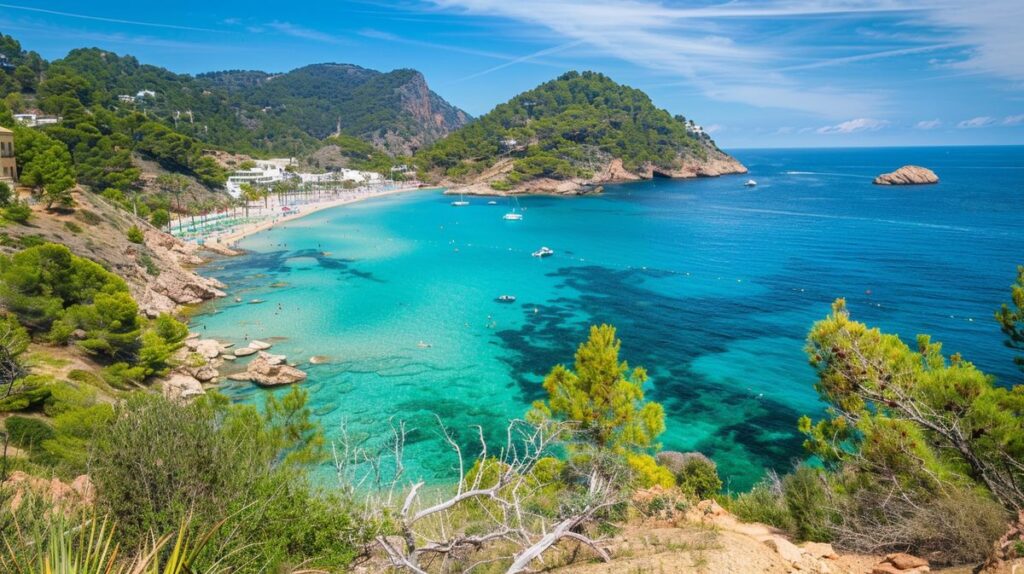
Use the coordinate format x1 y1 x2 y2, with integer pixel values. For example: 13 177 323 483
193 146 1024 490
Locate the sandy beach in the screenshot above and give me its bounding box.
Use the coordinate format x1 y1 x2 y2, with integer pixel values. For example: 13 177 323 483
203 185 431 252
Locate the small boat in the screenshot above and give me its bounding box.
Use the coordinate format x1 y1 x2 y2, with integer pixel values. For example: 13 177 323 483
487 200 498 205
496 295 516 303
532 246 554 258
503 196 523 220
450 192 469 206
744 179 757 187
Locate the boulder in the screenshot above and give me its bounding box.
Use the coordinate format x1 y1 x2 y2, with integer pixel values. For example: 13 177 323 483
885 553 929 570
763 535 804 564
189 363 218 383
249 340 272 351
873 165 939 185
234 346 257 357
194 339 221 359
234 353 306 387
801 542 838 560
162 373 206 403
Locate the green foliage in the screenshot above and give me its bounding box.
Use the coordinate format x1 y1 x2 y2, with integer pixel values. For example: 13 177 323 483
802 298 1024 512
729 478 793 532
417 71 711 185
780 466 832 542
91 391 361 571
12 126 75 207
125 225 144 243
2 200 31 223
149 207 169 228
675 457 723 499
0 243 128 332
0 181 11 206
529 324 665 453
62 221 82 234
4 415 55 451
625 453 675 488
996 265 1024 373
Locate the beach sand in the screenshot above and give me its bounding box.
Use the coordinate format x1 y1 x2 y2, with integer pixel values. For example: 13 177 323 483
204 185 431 251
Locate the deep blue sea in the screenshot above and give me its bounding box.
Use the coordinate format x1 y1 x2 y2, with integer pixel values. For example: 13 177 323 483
193 146 1024 490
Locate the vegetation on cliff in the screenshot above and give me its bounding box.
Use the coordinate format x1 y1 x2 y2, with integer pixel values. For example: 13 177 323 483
415 71 727 188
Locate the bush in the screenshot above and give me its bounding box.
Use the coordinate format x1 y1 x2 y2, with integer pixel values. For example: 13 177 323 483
626 453 675 488
149 208 169 228
675 452 724 497
63 221 82 234
730 474 793 532
0 181 11 206
126 225 144 244
5 415 55 451
782 465 832 542
3 200 31 223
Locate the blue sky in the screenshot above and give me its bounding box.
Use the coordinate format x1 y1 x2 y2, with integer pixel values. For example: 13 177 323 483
2 0 1023 148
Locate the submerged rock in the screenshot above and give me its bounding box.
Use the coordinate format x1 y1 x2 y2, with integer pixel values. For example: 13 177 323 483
249 340 272 351
873 165 938 185
234 346 257 357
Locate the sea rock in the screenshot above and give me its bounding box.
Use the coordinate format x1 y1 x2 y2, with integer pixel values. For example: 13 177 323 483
234 346 257 357
248 340 272 350
189 364 218 383
234 353 307 387
309 355 330 364
873 165 939 185
194 339 222 359
763 535 804 564
162 373 205 403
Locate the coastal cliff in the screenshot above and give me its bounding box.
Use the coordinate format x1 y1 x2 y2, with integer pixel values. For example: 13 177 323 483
417 71 746 196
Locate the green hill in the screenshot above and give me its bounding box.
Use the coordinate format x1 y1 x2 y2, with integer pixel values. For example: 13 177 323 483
415 71 745 194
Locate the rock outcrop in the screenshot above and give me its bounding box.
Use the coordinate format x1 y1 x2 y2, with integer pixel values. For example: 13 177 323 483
871 553 929 574
5 471 95 513
227 351 307 386
162 372 206 403
873 165 939 185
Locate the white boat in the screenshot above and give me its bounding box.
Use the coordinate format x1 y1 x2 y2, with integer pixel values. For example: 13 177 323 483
503 196 523 220
532 246 554 258
744 179 757 187
451 193 469 206
496 294 516 303
487 200 498 205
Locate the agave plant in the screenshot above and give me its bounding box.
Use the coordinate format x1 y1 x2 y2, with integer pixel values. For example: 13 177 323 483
2 514 228 574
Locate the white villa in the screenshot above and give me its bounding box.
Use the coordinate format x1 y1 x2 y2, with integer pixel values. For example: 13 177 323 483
225 158 384 198
13 113 61 127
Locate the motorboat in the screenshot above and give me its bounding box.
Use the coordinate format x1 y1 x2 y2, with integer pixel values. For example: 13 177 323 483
503 212 523 220
744 179 757 187
487 200 498 205
496 295 517 303
451 193 470 206
532 246 554 258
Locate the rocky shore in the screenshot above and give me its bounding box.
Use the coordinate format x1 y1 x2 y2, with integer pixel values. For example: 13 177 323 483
445 151 748 197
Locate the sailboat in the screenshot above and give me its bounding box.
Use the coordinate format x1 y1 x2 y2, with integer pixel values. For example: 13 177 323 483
502 196 523 220
450 192 469 206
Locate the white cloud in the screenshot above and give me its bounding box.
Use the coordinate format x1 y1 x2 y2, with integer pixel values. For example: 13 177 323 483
915 119 942 129
1004 114 1024 125
957 116 995 128
816 118 889 134
266 21 343 44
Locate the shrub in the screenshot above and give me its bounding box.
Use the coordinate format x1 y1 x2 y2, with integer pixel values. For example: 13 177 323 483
5 415 55 451
75 209 101 225
3 200 31 223
0 181 11 206
782 465 832 542
626 453 675 488
676 456 723 499
149 208 170 228
730 474 793 531
126 225 144 244
63 221 82 234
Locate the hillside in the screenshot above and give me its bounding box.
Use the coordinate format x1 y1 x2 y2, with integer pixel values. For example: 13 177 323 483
45 48 468 156
415 71 746 195
199 64 469 155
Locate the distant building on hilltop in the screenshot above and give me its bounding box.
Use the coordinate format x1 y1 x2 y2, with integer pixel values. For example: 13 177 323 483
13 113 61 127
118 94 136 104
0 127 17 183
136 89 156 98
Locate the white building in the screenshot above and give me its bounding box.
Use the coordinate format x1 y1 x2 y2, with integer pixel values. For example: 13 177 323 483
225 159 292 198
136 89 156 98
13 113 60 127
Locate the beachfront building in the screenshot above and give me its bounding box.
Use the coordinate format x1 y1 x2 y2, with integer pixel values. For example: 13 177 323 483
0 127 16 183
225 158 293 197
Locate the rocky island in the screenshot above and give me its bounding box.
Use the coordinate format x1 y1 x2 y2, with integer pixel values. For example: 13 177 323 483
416 71 747 196
873 165 939 185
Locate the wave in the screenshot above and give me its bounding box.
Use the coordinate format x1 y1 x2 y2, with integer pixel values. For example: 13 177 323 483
709 205 977 232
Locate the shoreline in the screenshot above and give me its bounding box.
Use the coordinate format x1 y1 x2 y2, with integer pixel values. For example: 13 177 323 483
202 185 433 252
